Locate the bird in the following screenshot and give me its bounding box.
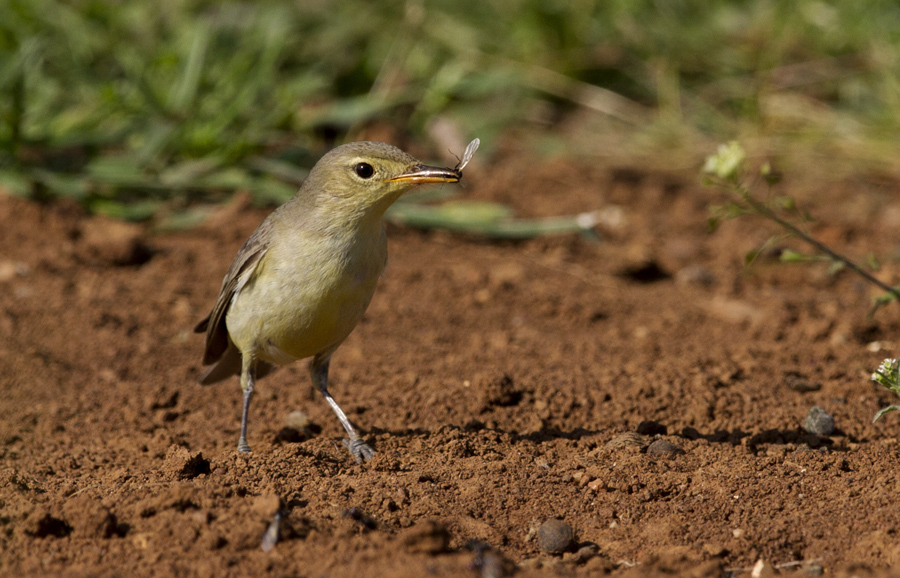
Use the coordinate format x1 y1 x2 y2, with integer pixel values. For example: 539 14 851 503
194 141 467 463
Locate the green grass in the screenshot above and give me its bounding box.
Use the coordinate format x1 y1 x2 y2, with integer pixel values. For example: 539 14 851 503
2 0 900 221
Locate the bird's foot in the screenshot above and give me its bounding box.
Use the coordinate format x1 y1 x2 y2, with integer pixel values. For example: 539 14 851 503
238 437 252 453
343 438 375 463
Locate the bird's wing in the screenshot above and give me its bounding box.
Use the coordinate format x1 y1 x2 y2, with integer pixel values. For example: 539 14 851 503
194 223 272 366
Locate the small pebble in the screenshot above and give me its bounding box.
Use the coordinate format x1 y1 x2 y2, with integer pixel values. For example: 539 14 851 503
804 563 825 576
536 519 574 554
751 559 776 578
0 260 28 283
785 374 821 393
646 439 686 458
674 264 716 287
572 471 594 487
803 406 835 435
284 410 310 429
467 540 516 578
260 511 283 552
586 478 608 492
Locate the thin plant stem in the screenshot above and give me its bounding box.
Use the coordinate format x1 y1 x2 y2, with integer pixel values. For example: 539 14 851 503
737 185 900 301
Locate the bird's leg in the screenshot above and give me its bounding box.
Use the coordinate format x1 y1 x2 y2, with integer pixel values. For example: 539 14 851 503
309 354 374 463
238 355 256 453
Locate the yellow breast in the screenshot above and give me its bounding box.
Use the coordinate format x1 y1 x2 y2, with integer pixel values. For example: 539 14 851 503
226 224 388 364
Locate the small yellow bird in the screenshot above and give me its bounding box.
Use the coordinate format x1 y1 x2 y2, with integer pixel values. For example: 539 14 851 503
195 141 469 462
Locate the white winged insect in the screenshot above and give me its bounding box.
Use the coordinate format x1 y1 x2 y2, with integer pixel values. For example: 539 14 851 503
454 138 480 174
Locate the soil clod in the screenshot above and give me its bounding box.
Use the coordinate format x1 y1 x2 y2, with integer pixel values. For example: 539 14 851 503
76 218 152 266
636 420 668 436
647 439 686 458
400 519 450 554
161 445 211 480
341 507 378 530
23 509 72 539
480 373 523 409
537 518 574 554
63 495 119 539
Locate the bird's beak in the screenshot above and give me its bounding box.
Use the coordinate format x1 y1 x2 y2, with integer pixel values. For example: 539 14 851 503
387 164 461 185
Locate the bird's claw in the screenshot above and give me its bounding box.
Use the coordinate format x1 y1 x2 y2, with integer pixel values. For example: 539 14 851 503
343 438 375 463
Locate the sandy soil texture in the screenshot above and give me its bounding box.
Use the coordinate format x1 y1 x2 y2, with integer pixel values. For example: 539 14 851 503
3 155 900 577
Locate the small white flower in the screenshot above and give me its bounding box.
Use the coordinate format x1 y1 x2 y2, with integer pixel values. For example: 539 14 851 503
872 358 900 422
703 141 746 181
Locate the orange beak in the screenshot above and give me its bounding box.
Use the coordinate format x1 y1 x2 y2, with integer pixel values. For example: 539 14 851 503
387 164 461 185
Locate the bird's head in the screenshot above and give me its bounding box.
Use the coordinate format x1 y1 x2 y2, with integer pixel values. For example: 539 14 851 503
303 141 461 222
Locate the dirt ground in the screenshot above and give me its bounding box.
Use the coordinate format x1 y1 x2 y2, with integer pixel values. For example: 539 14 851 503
3 151 900 578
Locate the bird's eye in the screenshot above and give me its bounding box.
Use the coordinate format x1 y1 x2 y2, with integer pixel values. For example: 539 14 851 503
354 163 375 179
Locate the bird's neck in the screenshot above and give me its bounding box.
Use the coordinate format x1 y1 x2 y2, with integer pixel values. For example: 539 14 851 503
302 195 392 243
316 190 402 238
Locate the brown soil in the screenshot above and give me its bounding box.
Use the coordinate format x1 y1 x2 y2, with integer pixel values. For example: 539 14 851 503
3 155 900 578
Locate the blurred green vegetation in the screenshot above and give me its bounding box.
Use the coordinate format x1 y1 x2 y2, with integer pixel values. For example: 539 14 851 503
2 0 900 222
